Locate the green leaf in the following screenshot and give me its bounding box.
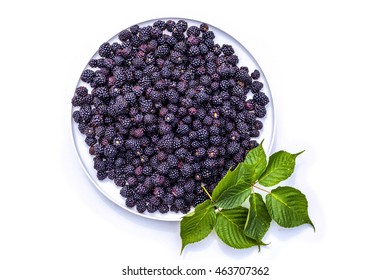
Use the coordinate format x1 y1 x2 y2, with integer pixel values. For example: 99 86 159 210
212 163 252 209
258 150 304 187
244 193 271 243
243 139 267 183
215 207 259 249
180 200 216 253
265 186 315 229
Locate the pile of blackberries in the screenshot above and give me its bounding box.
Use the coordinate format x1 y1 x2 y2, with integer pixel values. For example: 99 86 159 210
72 19 269 214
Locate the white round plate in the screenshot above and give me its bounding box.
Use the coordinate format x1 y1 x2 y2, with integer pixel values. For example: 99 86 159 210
71 18 275 221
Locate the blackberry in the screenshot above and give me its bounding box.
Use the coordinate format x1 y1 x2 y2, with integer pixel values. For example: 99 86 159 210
153 20 167 31
157 162 169 175
227 141 240 155
251 69 261 80
158 122 172 135
158 204 169 214
203 159 216 169
168 168 180 180
135 183 149 195
136 200 147 213
156 44 170 57
174 198 186 210
96 170 107 180
167 155 178 168
251 81 263 93
162 193 175 205
194 147 206 158
236 122 249 134
172 185 185 198
125 138 140 150
104 145 118 158
197 128 208 140
207 147 219 158
221 44 235 56
180 164 193 178
72 110 82 123
188 45 200 57
176 124 190 135
125 197 136 208
254 105 267 118
253 120 263 130
192 195 208 207
147 204 158 213
249 129 260 137
98 42 112 58
253 92 269 106
210 135 222 146
120 186 134 198
201 169 212 179
80 69 95 83
187 25 201 37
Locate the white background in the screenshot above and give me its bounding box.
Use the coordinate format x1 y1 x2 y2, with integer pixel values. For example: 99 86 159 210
1 0 389 279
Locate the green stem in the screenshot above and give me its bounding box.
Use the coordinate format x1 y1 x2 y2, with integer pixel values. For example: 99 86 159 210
252 184 271 194
201 184 213 200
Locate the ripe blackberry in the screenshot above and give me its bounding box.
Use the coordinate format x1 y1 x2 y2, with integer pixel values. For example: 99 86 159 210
120 186 134 198
125 197 136 208
236 122 249 134
201 169 212 179
72 110 82 123
167 155 178 168
249 129 260 137
187 25 201 37
174 198 186 210
98 42 112 58
192 195 208 207
172 185 185 198
136 200 147 213
157 162 169 175
158 122 172 135
180 164 193 178
253 120 263 130
168 168 180 180
162 193 175 205
176 124 190 135
227 141 240 155
153 20 166 30
197 128 208 141
188 45 200 57
207 147 219 158
170 205 179 213
96 170 107 180
251 69 261 80
194 147 206 158
147 204 158 213
158 204 169 213
253 92 269 106
104 145 118 158
251 81 263 93
221 44 235 56
80 69 95 83
254 105 267 118
203 159 216 169
135 183 149 195
156 44 170 57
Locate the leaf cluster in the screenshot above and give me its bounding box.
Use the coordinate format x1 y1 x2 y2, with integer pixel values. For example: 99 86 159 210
180 140 314 253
